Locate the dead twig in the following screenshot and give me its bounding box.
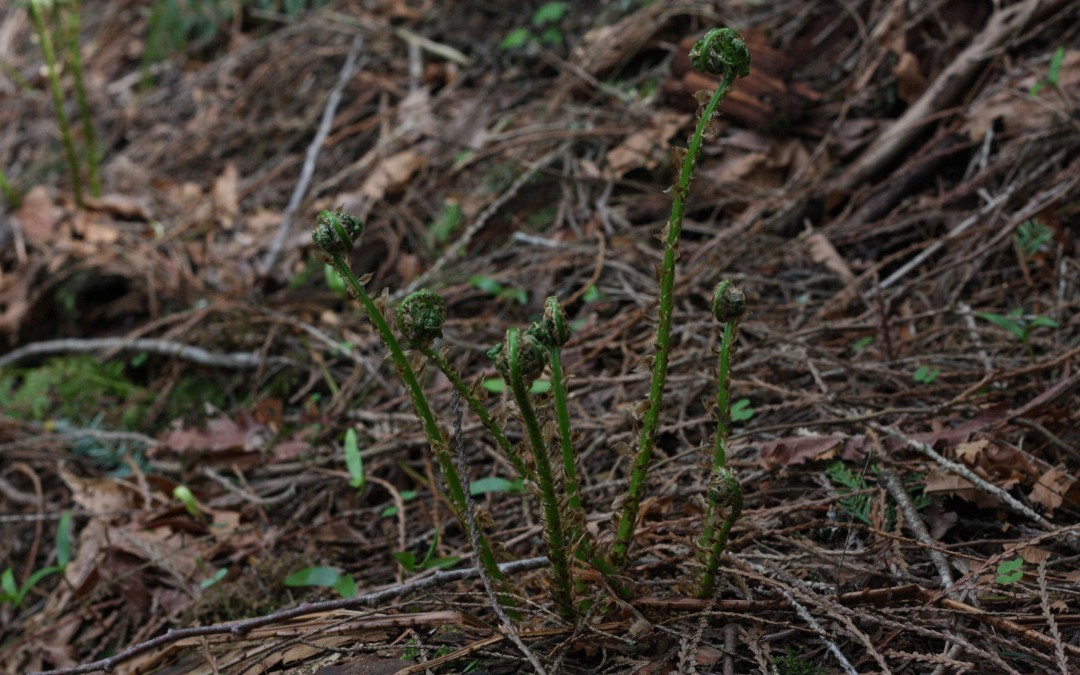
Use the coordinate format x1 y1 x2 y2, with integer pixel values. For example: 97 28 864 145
0 337 285 370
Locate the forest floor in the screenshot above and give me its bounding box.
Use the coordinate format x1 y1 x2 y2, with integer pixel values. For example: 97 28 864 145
1 1 1079 673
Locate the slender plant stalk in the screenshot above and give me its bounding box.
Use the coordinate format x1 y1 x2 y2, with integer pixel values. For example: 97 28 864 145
613 31 747 561
314 214 502 581
419 345 530 480
696 280 745 597
547 346 584 524
61 0 100 197
502 327 575 620
28 0 84 207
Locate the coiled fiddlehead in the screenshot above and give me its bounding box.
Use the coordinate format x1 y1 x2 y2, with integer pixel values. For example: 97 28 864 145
397 289 447 349
312 209 365 256
689 27 751 78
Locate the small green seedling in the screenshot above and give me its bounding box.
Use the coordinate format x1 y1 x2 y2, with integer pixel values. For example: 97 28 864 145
469 275 527 305
393 530 461 573
1014 219 1053 257
850 336 874 352
284 565 357 599
730 398 755 422
913 366 940 384
173 485 200 518
976 308 1058 355
342 428 365 489
200 567 228 590
827 462 872 526
429 200 464 245
1 510 71 608
381 489 417 517
500 2 567 50
995 557 1024 586
1028 46 1066 97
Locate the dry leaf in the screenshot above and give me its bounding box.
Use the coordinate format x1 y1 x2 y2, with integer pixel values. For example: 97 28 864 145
360 151 424 203
760 434 845 468
13 185 59 244
955 439 989 465
923 468 999 508
213 162 240 229
605 113 686 178
804 230 855 281
893 51 927 103
1028 466 1075 514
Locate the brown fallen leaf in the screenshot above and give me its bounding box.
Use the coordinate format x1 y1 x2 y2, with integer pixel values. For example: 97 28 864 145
213 162 240 229
1028 466 1076 515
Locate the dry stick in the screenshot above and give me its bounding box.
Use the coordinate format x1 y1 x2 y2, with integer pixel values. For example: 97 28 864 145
877 467 956 595
835 0 1070 190
260 36 365 276
450 391 548 675
27 556 550 675
869 422 1054 530
392 147 564 302
735 559 891 674
0 337 283 370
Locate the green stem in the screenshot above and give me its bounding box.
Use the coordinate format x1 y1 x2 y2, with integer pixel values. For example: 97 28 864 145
29 2 83 208
712 321 734 469
506 328 575 620
610 70 737 566
62 0 100 197
548 346 584 525
696 318 742 597
327 253 501 580
419 345 530 481
696 470 742 598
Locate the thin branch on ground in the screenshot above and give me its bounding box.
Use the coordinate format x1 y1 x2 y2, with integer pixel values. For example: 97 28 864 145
0 337 286 370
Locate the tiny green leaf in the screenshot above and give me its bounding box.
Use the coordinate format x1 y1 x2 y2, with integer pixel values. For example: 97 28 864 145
976 312 1026 341
55 510 72 568
343 428 364 489
995 557 1024 586
583 284 602 302
913 366 940 384
730 398 754 422
393 551 417 572
532 2 567 26
500 28 530 51
200 568 228 589
1 567 16 599
421 556 461 571
333 574 358 598
173 485 200 518
851 336 874 351
470 477 525 495
469 275 503 295
284 566 345 588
